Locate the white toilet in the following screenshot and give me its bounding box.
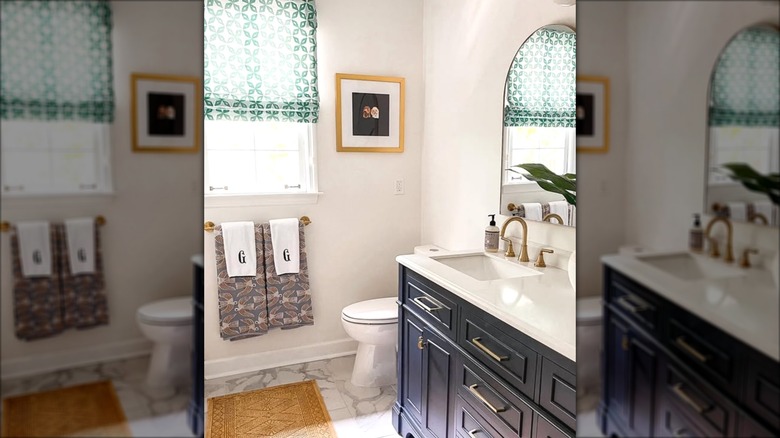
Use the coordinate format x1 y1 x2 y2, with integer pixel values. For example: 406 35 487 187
576 296 603 398
341 297 398 387
137 297 193 389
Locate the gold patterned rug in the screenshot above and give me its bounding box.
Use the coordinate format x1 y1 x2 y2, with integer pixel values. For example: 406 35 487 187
1 380 130 437
207 380 338 438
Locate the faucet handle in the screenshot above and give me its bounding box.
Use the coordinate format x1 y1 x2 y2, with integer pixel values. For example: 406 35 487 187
501 237 515 258
739 248 759 268
708 237 720 259
534 248 554 268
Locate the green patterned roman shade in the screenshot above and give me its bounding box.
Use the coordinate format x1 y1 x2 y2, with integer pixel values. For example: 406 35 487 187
709 26 780 127
204 0 319 122
504 27 576 128
0 1 114 123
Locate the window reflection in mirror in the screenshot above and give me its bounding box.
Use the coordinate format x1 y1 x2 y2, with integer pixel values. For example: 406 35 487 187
500 25 576 226
705 24 779 227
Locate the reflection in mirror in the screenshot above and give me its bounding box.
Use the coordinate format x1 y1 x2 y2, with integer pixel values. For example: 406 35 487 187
706 24 779 227
500 25 576 227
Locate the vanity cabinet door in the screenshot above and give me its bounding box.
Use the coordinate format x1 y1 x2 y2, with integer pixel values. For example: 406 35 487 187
604 311 658 437
403 311 426 428
744 350 780 433
421 324 456 438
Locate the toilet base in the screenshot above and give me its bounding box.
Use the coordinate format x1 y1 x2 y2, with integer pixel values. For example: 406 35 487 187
351 342 396 387
146 342 190 389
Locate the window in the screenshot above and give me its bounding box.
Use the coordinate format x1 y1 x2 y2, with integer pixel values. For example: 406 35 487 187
0 1 115 196
504 127 576 185
203 0 320 199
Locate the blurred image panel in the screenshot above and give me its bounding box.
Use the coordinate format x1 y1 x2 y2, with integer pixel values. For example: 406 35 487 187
0 1 204 437
576 1 779 437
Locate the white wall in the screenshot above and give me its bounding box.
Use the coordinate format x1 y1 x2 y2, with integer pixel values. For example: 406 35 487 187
0 1 203 378
575 2 630 297
419 0 576 253
203 0 424 377
623 1 779 253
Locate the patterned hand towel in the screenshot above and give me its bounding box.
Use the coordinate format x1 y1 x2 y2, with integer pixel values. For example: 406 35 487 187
262 221 314 330
10 224 64 340
58 223 108 329
214 224 269 341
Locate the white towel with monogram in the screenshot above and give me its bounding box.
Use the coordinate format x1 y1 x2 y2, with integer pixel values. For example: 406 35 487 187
222 221 257 277
727 202 748 222
548 201 570 225
17 221 52 277
269 218 300 275
65 217 95 275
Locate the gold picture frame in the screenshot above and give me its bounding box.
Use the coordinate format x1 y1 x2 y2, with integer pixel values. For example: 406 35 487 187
576 75 610 153
336 73 405 153
131 73 200 153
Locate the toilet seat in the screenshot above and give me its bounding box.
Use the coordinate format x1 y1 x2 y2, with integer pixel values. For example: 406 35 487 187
577 296 602 326
342 297 397 325
138 297 192 326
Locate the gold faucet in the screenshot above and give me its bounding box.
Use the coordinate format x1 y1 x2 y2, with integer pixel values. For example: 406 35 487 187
499 217 530 262
542 213 564 224
704 216 734 263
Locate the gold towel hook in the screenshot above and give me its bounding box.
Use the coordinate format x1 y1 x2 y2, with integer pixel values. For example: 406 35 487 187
204 216 312 232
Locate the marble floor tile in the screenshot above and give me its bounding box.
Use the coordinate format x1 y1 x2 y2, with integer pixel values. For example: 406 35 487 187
1 354 194 436
205 354 402 438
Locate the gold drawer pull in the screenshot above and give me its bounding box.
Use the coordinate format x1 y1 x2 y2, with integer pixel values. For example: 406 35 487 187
672 383 710 414
412 295 443 313
616 295 646 314
467 429 481 438
675 336 709 362
472 337 508 362
468 384 506 414
417 336 425 350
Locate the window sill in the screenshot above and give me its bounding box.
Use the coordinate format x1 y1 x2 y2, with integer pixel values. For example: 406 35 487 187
204 192 322 208
1 190 116 200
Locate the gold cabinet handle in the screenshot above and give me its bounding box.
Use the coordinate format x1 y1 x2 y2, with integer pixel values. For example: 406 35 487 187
621 334 629 351
468 384 506 414
467 429 481 438
417 336 425 350
616 295 646 314
412 295 443 313
675 336 709 363
471 337 508 362
672 383 710 414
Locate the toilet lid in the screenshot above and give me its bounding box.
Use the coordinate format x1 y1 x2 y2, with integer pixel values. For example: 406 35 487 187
138 297 192 326
577 297 602 323
342 297 397 324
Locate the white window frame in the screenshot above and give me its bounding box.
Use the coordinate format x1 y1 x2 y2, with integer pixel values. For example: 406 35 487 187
204 121 320 207
502 126 576 195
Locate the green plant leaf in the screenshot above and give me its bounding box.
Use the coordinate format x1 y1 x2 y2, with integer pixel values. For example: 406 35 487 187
721 162 780 205
510 162 577 206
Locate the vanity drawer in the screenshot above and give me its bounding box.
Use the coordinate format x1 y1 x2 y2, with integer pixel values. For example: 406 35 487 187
538 358 576 431
744 350 780 432
403 272 457 339
607 270 658 331
664 315 739 393
459 312 538 399
659 363 736 437
457 353 534 438
455 395 500 438
534 413 571 438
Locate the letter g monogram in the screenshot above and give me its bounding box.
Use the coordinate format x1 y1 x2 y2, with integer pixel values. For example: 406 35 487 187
238 250 246 264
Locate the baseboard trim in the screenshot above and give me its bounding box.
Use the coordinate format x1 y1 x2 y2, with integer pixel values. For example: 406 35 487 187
204 338 358 380
1 337 152 380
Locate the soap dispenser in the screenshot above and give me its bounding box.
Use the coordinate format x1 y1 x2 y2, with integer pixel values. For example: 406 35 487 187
485 214 499 253
689 213 703 253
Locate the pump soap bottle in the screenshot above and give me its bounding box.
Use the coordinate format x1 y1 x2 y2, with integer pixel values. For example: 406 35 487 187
689 214 704 253
485 214 499 253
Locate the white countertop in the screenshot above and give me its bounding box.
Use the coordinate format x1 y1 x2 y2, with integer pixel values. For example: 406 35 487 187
396 249 576 362
602 251 779 361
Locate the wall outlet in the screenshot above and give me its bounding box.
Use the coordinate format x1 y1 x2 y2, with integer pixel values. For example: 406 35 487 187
394 179 404 195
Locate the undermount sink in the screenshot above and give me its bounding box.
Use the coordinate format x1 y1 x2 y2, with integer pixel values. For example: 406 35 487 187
431 253 542 281
635 252 746 281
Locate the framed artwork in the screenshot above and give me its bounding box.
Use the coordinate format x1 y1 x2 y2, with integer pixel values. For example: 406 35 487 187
131 73 200 153
576 75 610 153
336 73 405 153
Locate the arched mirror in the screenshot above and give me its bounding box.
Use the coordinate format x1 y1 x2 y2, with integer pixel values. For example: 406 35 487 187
705 24 779 227
499 25 576 227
